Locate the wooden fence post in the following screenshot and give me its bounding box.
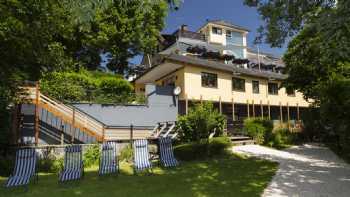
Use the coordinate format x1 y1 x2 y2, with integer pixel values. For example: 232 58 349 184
130 124 134 147
279 102 283 123
247 100 250 118
71 108 76 143
185 94 188 115
60 125 64 145
287 102 290 129
297 103 300 121
268 100 271 120
34 82 40 146
231 98 235 121
102 126 105 142
252 100 255 118
260 100 263 119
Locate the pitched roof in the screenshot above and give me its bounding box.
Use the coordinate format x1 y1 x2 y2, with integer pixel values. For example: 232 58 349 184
135 53 288 83
165 54 287 80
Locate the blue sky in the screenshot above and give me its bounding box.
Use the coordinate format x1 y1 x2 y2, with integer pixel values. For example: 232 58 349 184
130 0 286 65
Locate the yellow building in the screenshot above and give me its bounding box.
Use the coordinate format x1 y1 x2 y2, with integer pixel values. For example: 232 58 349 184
134 20 310 129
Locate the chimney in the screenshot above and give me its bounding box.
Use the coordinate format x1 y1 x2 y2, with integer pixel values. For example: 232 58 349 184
180 24 188 32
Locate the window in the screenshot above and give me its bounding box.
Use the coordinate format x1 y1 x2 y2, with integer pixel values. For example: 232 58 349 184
252 80 259 94
286 88 295 96
226 30 232 38
201 72 217 88
268 83 279 95
212 27 222 35
232 78 245 91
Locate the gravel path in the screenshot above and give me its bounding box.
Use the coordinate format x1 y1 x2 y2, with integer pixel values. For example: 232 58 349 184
232 144 350 197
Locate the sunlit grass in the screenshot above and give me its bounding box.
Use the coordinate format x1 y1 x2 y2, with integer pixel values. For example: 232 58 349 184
0 154 277 197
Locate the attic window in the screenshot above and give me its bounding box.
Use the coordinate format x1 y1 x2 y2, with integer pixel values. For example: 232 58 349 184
212 27 222 35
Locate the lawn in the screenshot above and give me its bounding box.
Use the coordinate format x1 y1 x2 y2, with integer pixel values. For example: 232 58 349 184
0 154 277 197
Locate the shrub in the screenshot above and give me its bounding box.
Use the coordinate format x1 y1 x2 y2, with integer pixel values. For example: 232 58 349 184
119 144 133 162
176 102 226 142
174 136 231 161
243 118 273 144
40 69 135 104
38 157 63 173
83 144 100 168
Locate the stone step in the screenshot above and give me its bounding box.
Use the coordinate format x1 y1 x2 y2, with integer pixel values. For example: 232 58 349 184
229 136 252 141
232 139 255 146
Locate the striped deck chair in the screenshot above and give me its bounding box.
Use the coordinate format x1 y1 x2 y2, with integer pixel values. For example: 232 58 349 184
59 145 83 182
159 137 179 167
5 148 38 189
133 139 152 172
99 141 118 176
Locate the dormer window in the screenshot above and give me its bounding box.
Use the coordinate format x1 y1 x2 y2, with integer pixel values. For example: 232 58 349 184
212 27 222 35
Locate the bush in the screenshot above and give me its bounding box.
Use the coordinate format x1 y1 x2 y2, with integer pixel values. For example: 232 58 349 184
176 102 226 142
40 69 135 104
119 144 133 162
83 145 100 168
243 118 273 144
267 128 298 148
174 136 231 161
38 157 63 173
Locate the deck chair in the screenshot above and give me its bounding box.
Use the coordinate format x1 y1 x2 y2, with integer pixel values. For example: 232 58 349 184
133 139 152 173
99 141 118 176
59 145 83 182
159 137 179 167
5 148 38 189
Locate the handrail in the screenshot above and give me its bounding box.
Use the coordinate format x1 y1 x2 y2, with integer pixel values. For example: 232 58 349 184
155 123 167 138
24 87 105 142
163 123 176 138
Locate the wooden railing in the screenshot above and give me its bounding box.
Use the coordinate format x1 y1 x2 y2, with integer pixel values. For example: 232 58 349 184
25 86 105 142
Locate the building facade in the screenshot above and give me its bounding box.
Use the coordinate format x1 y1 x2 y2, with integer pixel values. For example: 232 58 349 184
135 20 310 131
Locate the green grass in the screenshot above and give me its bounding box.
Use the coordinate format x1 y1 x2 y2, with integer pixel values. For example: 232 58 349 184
0 154 277 197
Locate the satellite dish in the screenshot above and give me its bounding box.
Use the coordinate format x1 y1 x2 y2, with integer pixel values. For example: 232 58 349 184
173 86 182 96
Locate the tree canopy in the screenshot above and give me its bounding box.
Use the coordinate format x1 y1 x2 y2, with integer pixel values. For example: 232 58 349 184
244 0 350 158
0 0 175 144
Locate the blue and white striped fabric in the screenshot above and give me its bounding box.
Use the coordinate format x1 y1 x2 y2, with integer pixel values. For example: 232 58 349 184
59 145 83 182
99 141 118 175
133 139 152 171
5 148 37 188
159 137 179 167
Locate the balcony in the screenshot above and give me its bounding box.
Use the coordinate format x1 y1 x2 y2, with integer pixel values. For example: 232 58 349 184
176 30 206 41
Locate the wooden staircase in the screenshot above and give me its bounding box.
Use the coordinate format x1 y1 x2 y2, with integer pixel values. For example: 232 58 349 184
24 86 105 144
151 121 177 139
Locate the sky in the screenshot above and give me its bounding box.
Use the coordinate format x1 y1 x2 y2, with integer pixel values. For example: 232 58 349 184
130 0 286 65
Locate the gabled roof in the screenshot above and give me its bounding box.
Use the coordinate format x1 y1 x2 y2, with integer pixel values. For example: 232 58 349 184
198 20 250 33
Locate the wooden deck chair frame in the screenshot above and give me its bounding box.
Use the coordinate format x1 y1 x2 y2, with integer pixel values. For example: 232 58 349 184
159 137 179 168
99 141 119 176
133 139 153 175
58 145 84 183
4 148 38 191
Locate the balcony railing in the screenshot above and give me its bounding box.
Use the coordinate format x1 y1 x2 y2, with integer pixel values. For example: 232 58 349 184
177 30 206 41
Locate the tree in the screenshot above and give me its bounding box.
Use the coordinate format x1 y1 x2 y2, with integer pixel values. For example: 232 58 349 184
244 0 350 156
89 0 167 74
0 0 174 144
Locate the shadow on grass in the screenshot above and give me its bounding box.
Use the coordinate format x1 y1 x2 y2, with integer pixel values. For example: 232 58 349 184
0 154 277 197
